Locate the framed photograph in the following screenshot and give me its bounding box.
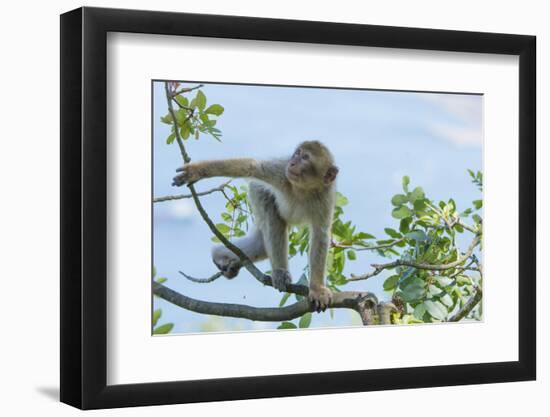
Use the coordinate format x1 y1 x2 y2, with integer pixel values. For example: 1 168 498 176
60 6 536 410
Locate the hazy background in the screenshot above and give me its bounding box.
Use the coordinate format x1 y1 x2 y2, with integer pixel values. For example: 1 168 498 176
153 81 483 334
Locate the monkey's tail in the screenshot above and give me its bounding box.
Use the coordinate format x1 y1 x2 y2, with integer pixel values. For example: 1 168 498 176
178 270 223 283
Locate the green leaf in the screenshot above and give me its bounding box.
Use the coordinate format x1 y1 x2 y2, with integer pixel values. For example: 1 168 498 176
215 223 231 233
175 108 188 125
196 90 207 111
383 275 400 291
413 303 427 320
205 104 224 116
384 228 402 239
435 276 453 287
279 292 291 307
456 276 471 286
400 278 426 303
391 194 408 206
153 309 161 327
448 198 457 212
166 132 176 144
428 284 443 297
277 322 297 330
180 124 190 140
347 250 357 261
473 199 483 210
413 198 427 212
402 176 410 192
399 217 413 234
392 206 413 219
336 192 349 207
174 95 189 107
440 293 454 307
405 230 428 241
153 323 174 335
472 214 482 224
409 186 425 202
199 113 209 125
299 313 312 328
400 283 425 302
160 114 173 124
156 277 167 284
424 300 447 320
461 208 473 217
295 274 309 301
355 232 375 240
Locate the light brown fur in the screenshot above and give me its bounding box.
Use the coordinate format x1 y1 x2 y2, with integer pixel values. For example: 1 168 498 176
173 141 338 311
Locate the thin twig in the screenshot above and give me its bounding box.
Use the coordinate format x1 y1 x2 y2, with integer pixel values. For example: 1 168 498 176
456 218 478 234
172 84 204 97
171 97 193 112
154 181 231 203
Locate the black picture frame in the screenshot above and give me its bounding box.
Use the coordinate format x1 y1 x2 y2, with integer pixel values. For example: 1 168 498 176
60 6 536 410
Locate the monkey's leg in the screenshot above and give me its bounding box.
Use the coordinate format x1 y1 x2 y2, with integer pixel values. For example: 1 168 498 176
248 183 292 291
211 228 267 278
260 210 290 292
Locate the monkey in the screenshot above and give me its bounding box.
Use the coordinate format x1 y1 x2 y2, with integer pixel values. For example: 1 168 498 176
172 140 339 312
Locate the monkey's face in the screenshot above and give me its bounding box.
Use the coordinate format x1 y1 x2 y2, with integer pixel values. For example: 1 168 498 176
286 147 316 186
286 145 338 189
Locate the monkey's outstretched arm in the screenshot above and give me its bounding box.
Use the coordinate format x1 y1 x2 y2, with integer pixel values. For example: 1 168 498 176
173 158 287 187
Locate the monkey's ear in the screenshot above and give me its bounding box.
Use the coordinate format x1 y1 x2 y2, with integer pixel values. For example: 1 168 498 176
324 165 339 184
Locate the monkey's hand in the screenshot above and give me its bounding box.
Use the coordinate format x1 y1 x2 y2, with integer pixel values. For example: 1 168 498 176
172 163 202 186
271 269 292 292
308 285 333 313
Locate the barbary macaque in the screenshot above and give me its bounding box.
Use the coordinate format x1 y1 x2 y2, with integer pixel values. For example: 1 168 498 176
172 140 338 311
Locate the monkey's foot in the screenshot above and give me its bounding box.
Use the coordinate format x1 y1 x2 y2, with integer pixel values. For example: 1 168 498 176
308 286 333 312
213 256 241 279
271 269 292 292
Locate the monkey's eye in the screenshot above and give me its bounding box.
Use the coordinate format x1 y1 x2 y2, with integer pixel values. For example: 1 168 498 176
302 153 310 160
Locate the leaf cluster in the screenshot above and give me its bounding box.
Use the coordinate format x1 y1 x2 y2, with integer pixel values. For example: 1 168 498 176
161 87 225 142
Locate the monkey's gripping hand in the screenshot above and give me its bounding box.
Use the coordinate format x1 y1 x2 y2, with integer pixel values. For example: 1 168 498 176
308 285 333 313
172 163 202 186
271 269 292 292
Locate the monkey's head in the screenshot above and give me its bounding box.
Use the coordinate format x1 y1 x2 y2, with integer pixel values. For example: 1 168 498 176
286 141 339 189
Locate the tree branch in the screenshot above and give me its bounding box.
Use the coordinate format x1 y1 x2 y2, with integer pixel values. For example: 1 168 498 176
153 282 377 322
349 234 481 282
449 287 482 322
153 181 231 203
332 238 405 252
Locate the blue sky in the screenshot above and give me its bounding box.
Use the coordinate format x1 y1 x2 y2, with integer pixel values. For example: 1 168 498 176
152 81 483 334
